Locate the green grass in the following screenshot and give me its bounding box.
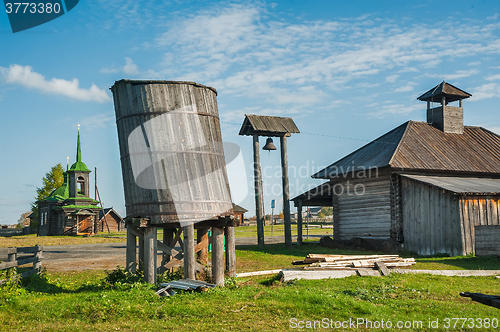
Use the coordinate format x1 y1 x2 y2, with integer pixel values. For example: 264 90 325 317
2 244 500 331
0 233 125 248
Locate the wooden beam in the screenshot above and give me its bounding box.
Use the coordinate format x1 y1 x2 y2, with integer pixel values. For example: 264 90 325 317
196 228 209 265
375 261 390 276
332 191 340 240
159 227 174 274
236 269 282 277
138 233 144 271
253 135 265 249
296 199 303 246
225 226 236 277
126 226 137 273
183 223 195 280
280 135 292 249
143 227 157 284
156 240 184 261
212 226 225 286
194 236 209 255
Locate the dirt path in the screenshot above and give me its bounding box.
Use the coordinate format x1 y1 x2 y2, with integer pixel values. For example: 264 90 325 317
39 235 322 272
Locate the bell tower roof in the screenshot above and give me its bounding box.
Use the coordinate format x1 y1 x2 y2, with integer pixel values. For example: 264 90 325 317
417 81 471 103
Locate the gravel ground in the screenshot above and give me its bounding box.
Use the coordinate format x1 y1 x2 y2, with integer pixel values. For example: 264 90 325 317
37 235 322 272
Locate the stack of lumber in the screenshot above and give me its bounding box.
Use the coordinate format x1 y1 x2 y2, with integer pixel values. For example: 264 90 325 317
292 254 415 269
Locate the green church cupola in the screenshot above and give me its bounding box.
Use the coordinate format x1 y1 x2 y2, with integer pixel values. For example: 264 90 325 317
68 125 91 198
70 125 91 172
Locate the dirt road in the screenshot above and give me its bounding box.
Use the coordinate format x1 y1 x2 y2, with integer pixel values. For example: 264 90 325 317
40 236 322 272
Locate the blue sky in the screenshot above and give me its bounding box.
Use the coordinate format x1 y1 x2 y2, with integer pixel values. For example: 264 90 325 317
1 0 500 224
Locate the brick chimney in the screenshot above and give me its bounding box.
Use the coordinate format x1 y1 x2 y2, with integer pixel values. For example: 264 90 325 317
417 81 472 134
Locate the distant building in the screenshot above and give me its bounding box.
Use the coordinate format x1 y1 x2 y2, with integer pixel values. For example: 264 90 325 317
232 203 248 226
37 129 101 236
98 208 124 232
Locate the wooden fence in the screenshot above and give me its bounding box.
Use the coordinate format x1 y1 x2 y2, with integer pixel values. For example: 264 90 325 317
0 245 43 285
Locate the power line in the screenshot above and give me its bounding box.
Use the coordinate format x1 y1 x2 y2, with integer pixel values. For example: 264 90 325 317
220 121 396 145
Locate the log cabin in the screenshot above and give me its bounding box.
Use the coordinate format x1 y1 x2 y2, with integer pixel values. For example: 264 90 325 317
293 82 500 256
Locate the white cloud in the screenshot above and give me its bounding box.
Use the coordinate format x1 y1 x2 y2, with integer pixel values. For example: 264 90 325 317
148 4 500 107
101 57 139 75
356 82 380 88
426 69 479 81
486 74 500 81
0 65 111 103
445 69 479 80
470 83 500 101
367 103 420 118
110 3 500 117
79 113 116 130
395 83 415 92
386 75 399 83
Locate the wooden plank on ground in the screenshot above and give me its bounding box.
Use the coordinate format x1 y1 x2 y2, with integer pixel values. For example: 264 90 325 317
357 269 380 277
375 261 390 276
279 269 357 282
393 269 500 277
236 270 283 278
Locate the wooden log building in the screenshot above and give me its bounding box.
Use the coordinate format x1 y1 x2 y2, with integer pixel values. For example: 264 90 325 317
37 130 101 236
232 203 248 226
98 208 124 232
293 82 500 256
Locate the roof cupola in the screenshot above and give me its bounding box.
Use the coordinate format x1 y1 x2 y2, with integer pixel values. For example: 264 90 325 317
417 81 471 134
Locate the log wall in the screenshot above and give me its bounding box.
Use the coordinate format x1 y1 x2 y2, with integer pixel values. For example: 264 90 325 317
333 173 392 240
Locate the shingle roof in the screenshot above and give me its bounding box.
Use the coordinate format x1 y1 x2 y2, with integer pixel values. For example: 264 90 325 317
239 114 300 137
402 175 500 195
417 81 471 103
291 182 333 206
98 208 123 220
232 203 248 213
313 121 500 178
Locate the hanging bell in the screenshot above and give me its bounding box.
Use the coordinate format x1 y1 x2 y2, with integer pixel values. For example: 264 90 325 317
262 137 277 151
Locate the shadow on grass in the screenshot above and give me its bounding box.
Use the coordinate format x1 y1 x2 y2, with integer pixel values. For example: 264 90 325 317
236 242 379 258
413 255 500 270
19 272 66 294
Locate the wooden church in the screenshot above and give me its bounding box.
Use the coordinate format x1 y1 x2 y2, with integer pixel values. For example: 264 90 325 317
37 129 102 236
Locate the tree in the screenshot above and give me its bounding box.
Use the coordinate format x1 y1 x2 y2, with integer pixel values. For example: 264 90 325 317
319 207 333 216
17 212 31 229
35 163 65 200
30 163 65 229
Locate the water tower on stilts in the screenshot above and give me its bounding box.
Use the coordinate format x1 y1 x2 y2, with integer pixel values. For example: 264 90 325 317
111 80 235 285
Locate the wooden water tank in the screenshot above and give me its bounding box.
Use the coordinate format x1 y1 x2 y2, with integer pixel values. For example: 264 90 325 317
111 80 233 225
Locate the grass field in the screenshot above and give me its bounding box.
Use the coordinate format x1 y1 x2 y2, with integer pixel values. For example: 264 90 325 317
1 243 500 331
